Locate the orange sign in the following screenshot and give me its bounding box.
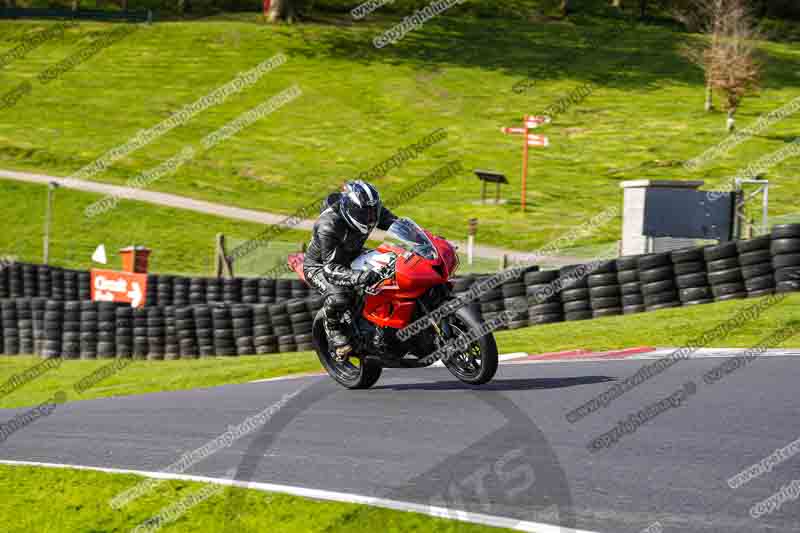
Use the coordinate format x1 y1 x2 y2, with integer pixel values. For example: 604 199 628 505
91 269 148 308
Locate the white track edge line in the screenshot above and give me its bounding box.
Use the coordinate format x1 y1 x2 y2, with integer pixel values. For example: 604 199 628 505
249 353 529 382
0 459 599 533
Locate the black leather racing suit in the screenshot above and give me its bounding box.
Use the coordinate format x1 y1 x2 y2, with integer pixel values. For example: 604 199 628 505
303 194 397 344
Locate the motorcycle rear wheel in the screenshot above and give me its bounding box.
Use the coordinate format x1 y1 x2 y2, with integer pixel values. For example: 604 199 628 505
441 306 499 385
312 312 383 389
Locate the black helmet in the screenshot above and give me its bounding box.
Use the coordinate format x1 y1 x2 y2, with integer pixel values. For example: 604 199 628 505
340 180 381 235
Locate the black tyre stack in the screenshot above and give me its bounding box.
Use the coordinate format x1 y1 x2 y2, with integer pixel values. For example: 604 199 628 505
61 301 81 359
737 235 775 297
223 278 242 304
205 278 222 303
501 273 529 330
291 279 309 300
37 265 51 298
588 261 621 318
42 300 63 358
31 297 46 356
671 247 712 306
770 224 800 293
479 279 505 329
560 264 592 321
1 299 18 354
8 263 23 299
232 304 255 356
241 278 259 304
638 253 681 311
194 305 215 357
275 279 292 301
0 301 4 354
156 275 173 307
189 278 206 305
173 277 190 308
79 301 98 359
525 270 563 325
145 275 159 307
269 303 292 351
164 306 180 360
63 269 78 301
615 256 644 314
212 304 236 356
16 299 34 354
146 307 165 360
289 299 314 351
50 267 64 301
77 271 91 301
258 278 275 303
175 306 198 358
132 307 149 359
253 303 276 355
96 302 117 359
0 264 8 299
115 306 133 358
22 264 37 298
704 242 746 302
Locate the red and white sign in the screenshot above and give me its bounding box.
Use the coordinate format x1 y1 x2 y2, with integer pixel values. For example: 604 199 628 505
527 134 549 147
500 114 553 212
525 115 551 124
91 269 148 308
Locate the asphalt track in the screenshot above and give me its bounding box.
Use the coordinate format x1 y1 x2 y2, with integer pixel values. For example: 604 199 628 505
2 353 800 532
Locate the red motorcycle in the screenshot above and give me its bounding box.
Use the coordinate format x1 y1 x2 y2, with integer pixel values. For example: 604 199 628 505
291 218 498 389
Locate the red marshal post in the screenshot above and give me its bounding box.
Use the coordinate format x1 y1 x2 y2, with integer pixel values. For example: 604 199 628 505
502 115 551 211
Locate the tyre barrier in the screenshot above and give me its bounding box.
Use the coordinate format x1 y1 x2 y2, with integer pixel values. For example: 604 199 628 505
0 264 330 307
671 246 712 307
637 252 681 312
616 255 644 315
704 242 747 303
527 270 564 326
588 260 621 318
771 224 800 294
560 264 592 322
3 225 800 360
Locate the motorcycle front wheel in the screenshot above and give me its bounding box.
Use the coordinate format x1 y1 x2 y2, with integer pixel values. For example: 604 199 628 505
440 305 499 385
312 312 383 389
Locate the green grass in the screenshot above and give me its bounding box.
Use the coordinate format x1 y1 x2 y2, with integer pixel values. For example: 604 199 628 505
0 351 322 409
496 293 800 354
0 178 311 275
0 14 798 258
1 293 798 410
0 464 514 533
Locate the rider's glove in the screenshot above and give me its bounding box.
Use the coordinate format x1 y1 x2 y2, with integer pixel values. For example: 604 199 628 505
357 270 383 288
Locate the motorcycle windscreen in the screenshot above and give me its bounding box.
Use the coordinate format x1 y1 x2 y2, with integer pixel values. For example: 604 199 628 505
383 218 438 260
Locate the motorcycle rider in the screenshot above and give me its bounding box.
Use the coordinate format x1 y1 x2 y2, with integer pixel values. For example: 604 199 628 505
304 180 398 360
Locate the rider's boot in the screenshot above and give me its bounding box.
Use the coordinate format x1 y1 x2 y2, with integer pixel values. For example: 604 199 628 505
325 317 352 362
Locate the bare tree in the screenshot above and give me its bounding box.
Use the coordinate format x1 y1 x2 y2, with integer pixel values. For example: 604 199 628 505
676 0 761 129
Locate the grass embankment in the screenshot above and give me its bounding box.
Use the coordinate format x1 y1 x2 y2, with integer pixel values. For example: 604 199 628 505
1 293 798 409
0 464 512 533
0 178 311 275
0 16 798 255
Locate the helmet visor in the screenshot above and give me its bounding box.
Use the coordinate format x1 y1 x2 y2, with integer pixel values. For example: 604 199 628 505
349 203 379 230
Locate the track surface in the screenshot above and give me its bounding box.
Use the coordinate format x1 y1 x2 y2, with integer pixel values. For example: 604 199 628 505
2 355 800 532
